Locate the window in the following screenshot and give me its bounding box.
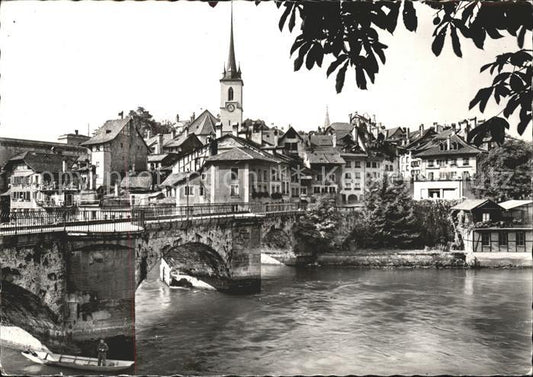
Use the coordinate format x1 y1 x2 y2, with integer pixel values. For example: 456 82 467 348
498 232 508 246
428 159 434 167
481 232 490 246
316 174 323 182
354 161 361 168
366 162 371 168
313 186 321 194
328 186 336 193
517 231 525 246
463 157 470 166
328 174 336 182
301 187 307 195
482 212 490 222
428 189 440 198
231 168 238 181
228 87 234 101
184 186 194 196
230 184 239 196
451 158 457 166
345 172 351 179
263 170 268 182
354 172 361 179
199 186 204 196
372 162 377 168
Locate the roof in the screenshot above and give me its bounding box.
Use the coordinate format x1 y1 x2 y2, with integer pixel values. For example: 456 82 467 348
4 151 75 173
120 175 152 191
146 133 175 148
160 172 194 187
82 117 131 146
386 127 405 139
206 147 278 163
148 154 171 163
415 134 484 157
306 149 345 165
187 110 218 136
164 133 202 149
498 200 533 210
309 134 334 147
451 199 501 211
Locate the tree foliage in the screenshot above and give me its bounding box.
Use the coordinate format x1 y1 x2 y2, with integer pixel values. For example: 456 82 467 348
350 176 421 248
473 138 533 202
208 0 532 140
129 106 175 136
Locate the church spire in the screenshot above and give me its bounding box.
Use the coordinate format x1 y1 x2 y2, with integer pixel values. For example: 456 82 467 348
324 105 331 129
223 1 241 80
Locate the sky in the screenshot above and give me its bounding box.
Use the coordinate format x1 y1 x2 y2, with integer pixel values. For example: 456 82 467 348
0 1 530 142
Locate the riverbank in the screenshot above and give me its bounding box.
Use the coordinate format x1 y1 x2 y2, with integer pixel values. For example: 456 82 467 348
293 249 532 268
262 247 533 269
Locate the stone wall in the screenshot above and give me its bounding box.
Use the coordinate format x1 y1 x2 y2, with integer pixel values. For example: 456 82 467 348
135 216 262 292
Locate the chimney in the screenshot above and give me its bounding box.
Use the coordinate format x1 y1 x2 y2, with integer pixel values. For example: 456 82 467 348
419 124 424 134
75 129 79 135
146 129 151 139
273 129 279 147
332 133 337 148
447 135 451 150
253 123 263 145
191 112 196 121
156 134 164 154
176 114 180 122
215 122 223 139
62 160 67 173
352 125 359 147
114 183 119 197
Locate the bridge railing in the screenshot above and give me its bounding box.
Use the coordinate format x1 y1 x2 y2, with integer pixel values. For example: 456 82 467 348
0 202 308 235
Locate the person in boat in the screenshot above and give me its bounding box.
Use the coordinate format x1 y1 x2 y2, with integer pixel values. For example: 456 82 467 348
97 339 109 366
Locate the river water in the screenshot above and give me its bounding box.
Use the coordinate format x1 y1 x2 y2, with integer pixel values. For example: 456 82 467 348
135 265 532 376
2 265 531 375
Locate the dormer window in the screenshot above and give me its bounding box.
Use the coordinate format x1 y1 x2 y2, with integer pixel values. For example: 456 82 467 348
228 87 234 101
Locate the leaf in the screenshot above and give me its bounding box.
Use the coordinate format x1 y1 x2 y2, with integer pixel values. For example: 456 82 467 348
294 42 311 72
355 66 368 90
305 44 318 70
290 37 305 56
450 27 462 57
288 7 297 32
470 26 486 49
431 27 447 57
503 95 520 118
402 0 418 32
469 87 493 112
485 27 504 39
517 107 531 135
467 117 509 146
335 61 349 93
279 3 292 31
509 74 524 92
517 25 526 48
327 55 348 77
480 62 493 73
385 2 401 34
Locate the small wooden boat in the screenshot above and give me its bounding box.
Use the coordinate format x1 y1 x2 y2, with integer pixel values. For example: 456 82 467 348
21 350 134 372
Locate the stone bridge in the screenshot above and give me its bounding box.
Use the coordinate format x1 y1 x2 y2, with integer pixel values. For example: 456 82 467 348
0 208 305 355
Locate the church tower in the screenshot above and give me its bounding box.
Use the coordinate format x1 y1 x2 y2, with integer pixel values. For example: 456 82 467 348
220 2 243 135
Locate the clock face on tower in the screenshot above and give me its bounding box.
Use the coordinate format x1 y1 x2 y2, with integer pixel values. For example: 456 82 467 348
226 103 236 112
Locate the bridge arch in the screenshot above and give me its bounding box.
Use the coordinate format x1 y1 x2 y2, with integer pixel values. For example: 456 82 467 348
160 242 230 289
0 281 62 345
